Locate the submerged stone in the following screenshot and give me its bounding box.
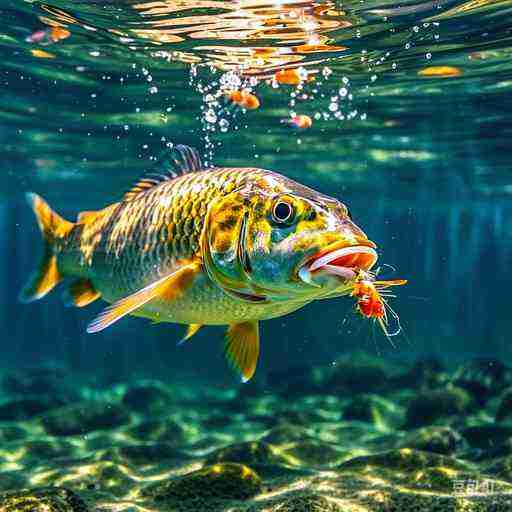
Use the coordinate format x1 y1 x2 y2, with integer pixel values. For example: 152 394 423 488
496 387 512 422
0 487 88 512
122 382 172 413
453 358 512 405
2 367 67 396
206 441 281 466
273 493 342 511
392 356 446 389
342 394 403 429
338 448 470 473
398 426 467 455
461 425 512 450
405 386 472 428
0 396 67 421
327 353 389 393
41 401 130 436
125 418 185 444
142 463 262 504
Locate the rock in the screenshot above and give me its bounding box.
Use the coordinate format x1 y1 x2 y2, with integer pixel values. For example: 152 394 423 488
338 448 470 472
0 425 27 442
453 358 512 405
397 426 467 455
0 396 67 421
116 443 188 465
342 394 403 429
461 425 512 450
122 382 171 413
273 493 342 511
496 387 512 422
327 352 389 394
40 461 134 497
206 441 282 466
261 424 313 444
278 440 345 468
392 356 446 389
405 386 472 428
2 367 67 395
125 418 185 444
0 487 88 511
41 401 130 436
142 463 262 506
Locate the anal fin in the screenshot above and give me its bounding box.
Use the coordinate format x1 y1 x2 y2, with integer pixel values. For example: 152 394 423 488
87 261 200 334
64 279 100 308
224 321 260 382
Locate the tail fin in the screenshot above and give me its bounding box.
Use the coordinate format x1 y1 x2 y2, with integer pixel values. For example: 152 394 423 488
19 193 73 303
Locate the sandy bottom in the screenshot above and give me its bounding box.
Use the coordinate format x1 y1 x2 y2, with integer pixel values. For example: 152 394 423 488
1 353 512 511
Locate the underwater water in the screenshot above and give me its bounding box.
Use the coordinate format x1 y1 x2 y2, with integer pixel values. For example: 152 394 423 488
2 0 512 510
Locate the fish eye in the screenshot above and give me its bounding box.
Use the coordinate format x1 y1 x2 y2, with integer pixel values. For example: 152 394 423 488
272 200 295 224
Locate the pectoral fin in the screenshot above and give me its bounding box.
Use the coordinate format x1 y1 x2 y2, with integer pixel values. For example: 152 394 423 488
224 321 260 382
178 324 202 345
63 279 101 307
86 261 200 334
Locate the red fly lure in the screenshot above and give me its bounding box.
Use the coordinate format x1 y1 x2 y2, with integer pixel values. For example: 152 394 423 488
351 271 407 337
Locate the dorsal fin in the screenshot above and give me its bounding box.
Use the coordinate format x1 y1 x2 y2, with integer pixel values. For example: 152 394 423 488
123 145 204 202
77 210 98 223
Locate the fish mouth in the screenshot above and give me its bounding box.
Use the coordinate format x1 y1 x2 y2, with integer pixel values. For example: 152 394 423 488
298 240 378 285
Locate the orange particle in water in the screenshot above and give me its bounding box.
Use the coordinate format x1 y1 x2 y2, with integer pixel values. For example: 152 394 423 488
50 27 71 42
287 115 312 129
30 49 55 59
226 90 260 110
241 92 260 110
418 66 462 78
274 69 303 85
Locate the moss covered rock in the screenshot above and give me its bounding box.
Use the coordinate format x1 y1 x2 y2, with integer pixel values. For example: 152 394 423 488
122 382 172 413
41 401 129 436
453 358 512 405
339 448 470 473
0 487 88 511
273 493 342 511
405 386 472 428
343 394 403 429
143 463 262 505
0 396 67 421
206 441 282 466
328 353 389 393
398 426 466 455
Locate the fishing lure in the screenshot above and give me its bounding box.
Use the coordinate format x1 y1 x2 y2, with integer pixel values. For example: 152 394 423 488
351 270 407 337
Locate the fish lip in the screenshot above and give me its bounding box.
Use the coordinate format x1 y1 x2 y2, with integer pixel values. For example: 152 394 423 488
297 240 378 284
308 245 378 272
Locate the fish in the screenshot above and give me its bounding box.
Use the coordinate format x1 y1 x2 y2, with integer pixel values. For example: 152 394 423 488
20 144 385 382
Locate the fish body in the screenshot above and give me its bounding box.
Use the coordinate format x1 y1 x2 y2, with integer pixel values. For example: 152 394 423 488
60 167 311 325
21 145 381 381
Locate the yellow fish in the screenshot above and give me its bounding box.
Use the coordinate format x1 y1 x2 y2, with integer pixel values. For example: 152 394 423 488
20 145 379 381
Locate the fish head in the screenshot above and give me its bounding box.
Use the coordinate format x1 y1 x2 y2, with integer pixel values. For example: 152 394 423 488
203 171 378 303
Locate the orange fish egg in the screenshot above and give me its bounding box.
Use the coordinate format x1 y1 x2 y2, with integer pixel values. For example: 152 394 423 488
226 90 260 110
285 115 312 130
418 66 462 78
274 68 306 85
50 27 71 42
